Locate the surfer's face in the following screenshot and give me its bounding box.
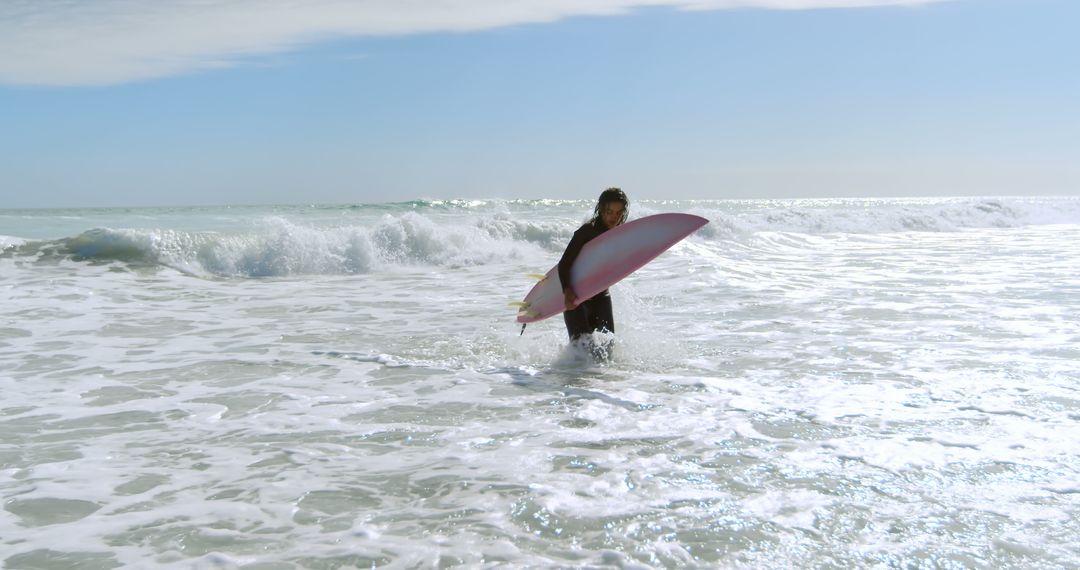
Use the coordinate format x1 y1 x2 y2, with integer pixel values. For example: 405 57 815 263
600 203 625 229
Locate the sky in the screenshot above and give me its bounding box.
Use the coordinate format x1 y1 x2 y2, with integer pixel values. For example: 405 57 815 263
1 0 1078 208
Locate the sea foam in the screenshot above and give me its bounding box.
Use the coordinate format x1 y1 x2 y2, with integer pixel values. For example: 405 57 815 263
3 197 1078 279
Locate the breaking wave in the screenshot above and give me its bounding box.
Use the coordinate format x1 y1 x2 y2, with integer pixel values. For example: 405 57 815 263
4 196 1077 277
7 212 571 277
685 196 1080 240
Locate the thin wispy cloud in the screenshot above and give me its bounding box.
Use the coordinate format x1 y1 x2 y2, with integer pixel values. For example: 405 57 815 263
0 0 949 86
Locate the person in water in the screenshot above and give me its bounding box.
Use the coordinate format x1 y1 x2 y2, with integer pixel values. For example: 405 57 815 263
558 188 629 345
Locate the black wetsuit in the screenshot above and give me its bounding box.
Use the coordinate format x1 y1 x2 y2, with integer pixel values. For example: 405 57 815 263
558 220 614 341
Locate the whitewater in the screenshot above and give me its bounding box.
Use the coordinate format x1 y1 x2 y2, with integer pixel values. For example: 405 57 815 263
1 196 1078 568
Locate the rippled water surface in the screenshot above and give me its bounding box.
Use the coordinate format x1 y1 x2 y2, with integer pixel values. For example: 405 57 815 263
1 198 1078 568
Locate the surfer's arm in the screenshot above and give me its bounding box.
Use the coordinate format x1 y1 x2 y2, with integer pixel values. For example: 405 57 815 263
557 223 591 293
563 288 577 311
558 222 607 310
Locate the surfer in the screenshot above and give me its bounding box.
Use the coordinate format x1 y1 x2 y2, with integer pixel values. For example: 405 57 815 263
559 188 629 348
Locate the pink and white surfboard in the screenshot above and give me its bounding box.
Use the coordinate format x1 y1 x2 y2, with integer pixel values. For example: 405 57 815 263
515 213 709 324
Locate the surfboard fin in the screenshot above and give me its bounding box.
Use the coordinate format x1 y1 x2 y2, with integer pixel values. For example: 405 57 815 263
509 301 529 308
527 273 547 281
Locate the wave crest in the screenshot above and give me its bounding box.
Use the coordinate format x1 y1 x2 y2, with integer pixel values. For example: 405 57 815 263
6 197 1077 276
36 213 553 277
689 197 1080 237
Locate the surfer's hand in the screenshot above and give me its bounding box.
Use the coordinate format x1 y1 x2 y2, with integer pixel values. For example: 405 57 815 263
563 289 577 311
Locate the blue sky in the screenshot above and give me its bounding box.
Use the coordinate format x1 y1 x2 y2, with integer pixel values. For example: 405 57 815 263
1 0 1077 208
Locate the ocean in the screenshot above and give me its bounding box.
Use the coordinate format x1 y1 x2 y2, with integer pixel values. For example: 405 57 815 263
1 196 1078 569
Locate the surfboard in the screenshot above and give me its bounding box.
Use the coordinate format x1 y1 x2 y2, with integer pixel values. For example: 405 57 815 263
514 213 709 324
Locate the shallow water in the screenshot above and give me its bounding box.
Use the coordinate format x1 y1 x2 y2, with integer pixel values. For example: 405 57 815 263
1 197 1078 568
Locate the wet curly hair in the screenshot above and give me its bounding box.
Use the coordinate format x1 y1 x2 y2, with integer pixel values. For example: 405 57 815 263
592 187 629 226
